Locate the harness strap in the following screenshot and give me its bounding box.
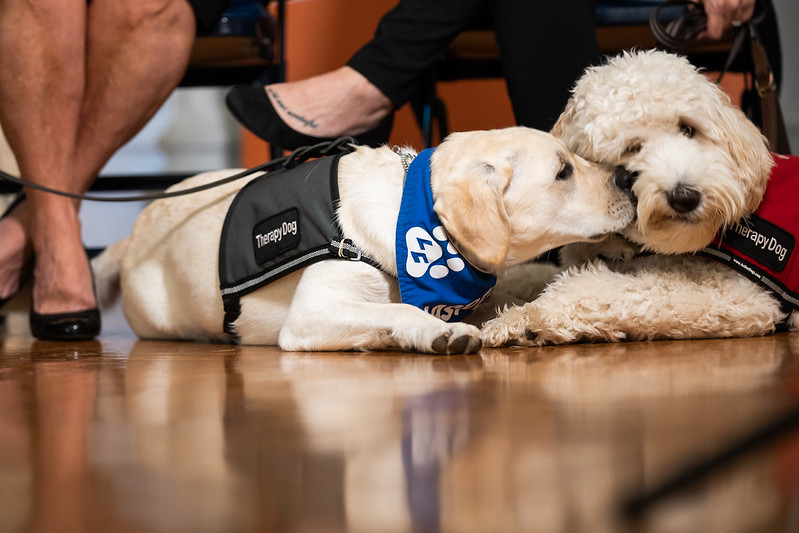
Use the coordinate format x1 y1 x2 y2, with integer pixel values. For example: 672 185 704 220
330 237 384 270
222 236 382 339
219 144 402 338
223 297 242 336
698 246 798 309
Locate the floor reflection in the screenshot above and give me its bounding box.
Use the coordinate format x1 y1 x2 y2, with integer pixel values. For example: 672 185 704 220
0 335 798 532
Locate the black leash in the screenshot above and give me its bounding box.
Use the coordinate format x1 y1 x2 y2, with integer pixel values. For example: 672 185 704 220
0 137 358 202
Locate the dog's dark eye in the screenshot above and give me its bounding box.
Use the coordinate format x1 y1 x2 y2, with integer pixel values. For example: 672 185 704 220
680 122 695 138
624 142 642 155
556 162 573 181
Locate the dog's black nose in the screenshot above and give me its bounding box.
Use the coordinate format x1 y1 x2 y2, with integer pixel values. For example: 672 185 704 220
613 166 638 192
667 185 702 213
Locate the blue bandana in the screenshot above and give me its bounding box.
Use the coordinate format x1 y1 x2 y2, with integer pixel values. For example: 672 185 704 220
395 148 497 322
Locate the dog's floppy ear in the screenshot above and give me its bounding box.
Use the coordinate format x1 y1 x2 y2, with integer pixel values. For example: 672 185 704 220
432 159 513 271
711 93 774 215
550 98 574 139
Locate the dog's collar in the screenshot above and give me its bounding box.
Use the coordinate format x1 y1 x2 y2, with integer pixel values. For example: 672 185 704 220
395 148 497 323
393 145 416 172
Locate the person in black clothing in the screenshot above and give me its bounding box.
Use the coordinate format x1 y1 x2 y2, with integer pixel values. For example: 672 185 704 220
226 0 779 151
227 0 601 147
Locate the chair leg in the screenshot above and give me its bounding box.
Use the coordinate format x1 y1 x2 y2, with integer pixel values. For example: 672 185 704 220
433 97 449 144
411 72 450 148
269 143 283 160
420 101 434 148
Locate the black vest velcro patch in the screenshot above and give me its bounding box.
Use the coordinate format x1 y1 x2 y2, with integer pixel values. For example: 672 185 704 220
720 214 794 273
253 207 301 264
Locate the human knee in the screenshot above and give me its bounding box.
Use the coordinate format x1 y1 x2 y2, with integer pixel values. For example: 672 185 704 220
115 0 194 32
0 0 76 35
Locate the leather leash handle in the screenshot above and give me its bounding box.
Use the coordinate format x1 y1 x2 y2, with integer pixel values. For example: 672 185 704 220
649 0 707 51
650 0 791 154
749 23 792 154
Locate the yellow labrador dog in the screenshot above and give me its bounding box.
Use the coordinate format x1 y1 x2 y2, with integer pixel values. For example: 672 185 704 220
95 127 635 353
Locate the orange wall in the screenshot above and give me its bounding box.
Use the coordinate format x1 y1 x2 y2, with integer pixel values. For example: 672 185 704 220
241 0 515 166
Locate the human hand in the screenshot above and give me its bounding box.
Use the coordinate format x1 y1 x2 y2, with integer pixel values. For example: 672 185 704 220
699 0 755 39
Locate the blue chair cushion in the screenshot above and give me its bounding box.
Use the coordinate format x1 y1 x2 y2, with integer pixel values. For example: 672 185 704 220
224 0 265 18
595 0 684 26
207 0 267 37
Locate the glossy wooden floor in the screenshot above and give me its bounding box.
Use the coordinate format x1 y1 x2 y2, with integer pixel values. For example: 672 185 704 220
2 320 799 532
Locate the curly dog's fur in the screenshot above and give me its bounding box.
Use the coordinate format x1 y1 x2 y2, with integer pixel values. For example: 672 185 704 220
483 50 795 346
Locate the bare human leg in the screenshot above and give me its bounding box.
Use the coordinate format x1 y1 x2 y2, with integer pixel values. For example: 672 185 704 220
74 0 196 182
0 0 195 336
0 0 88 312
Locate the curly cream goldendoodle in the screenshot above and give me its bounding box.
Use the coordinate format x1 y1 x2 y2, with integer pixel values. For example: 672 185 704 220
482 50 798 346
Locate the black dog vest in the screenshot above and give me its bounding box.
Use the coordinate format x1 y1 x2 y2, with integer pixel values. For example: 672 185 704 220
218 153 378 336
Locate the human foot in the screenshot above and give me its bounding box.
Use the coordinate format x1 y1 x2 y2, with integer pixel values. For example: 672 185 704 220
266 67 393 138
226 66 394 149
28 201 97 315
28 214 100 340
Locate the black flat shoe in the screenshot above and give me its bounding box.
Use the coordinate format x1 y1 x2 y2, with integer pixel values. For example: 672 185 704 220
226 84 394 150
29 307 101 341
0 192 30 310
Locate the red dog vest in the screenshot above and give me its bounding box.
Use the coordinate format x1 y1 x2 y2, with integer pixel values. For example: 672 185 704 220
698 153 799 312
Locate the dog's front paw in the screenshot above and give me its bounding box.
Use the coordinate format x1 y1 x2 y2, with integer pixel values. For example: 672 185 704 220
423 323 482 355
560 235 639 266
598 234 640 262
481 304 545 347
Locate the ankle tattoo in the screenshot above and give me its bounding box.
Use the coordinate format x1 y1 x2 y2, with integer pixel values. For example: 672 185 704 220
268 87 319 130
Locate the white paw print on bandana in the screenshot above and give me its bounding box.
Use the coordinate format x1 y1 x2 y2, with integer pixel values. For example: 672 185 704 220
404 225 465 279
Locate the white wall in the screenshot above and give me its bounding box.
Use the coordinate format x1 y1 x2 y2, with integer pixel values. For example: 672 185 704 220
772 0 798 150
82 87 239 248
0 89 238 247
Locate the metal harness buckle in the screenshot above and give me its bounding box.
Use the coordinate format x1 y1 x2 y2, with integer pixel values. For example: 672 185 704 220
337 238 362 261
